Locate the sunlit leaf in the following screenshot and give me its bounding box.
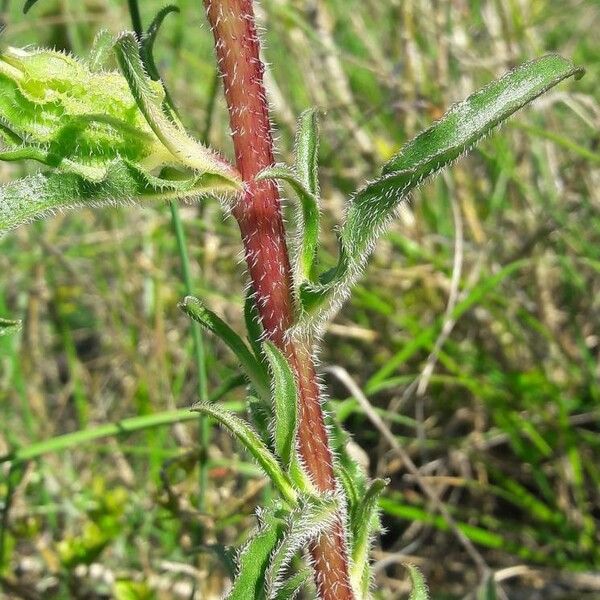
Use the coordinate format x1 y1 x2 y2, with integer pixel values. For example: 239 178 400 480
297 55 584 323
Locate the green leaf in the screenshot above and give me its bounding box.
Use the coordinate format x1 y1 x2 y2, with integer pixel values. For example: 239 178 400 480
179 296 269 399
266 494 339 599
270 570 310 600
297 54 584 321
257 165 319 284
0 45 167 179
114 32 239 182
88 30 115 72
226 505 286 600
0 41 241 231
244 290 266 365
406 564 429 600
247 395 274 447
350 479 387 599
0 317 21 337
294 108 320 197
257 109 321 284
192 402 297 506
262 342 298 469
0 162 233 235
23 0 40 13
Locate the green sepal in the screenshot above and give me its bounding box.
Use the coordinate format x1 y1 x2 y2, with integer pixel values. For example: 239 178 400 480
179 296 270 400
191 402 297 506
266 494 339 599
297 54 584 323
88 30 115 72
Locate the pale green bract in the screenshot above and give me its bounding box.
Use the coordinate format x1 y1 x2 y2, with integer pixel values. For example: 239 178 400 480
0 32 242 235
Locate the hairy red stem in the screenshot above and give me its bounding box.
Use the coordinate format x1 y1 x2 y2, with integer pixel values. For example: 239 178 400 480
203 1 354 598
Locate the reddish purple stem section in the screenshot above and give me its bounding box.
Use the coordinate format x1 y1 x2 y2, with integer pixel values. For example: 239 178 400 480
203 1 354 598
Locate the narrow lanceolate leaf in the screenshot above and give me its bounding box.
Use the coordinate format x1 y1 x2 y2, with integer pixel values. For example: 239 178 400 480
262 342 298 469
0 317 21 336
406 564 429 600
266 494 339 600
244 291 266 365
226 505 286 600
180 296 269 400
294 109 320 197
114 33 238 181
297 54 584 322
0 163 233 235
257 165 319 283
271 570 311 600
192 402 297 506
350 478 387 599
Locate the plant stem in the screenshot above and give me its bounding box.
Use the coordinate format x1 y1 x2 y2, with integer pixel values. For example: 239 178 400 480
203 2 353 598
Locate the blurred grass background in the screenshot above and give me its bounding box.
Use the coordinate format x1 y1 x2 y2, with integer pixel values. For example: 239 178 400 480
0 0 599 598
